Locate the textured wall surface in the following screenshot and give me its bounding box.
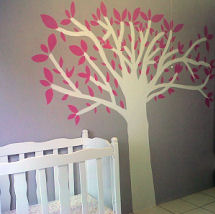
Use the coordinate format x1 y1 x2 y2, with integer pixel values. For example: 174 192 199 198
0 0 215 213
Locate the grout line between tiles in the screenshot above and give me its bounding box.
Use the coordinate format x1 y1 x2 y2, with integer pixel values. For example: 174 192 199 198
158 206 175 213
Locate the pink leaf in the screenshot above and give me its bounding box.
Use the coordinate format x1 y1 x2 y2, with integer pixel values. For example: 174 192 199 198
133 8 140 21
148 9 151 19
112 90 118 96
100 2 107 16
65 9 71 18
53 69 60 74
106 107 111 114
75 116 80 125
68 105 78 113
122 9 127 21
75 81 79 88
78 56 86 65
106 72 110 82
152 14 163 23
90 56 97 61
163 19 169 30
44 67 53 83
40 80 50 87
168 88 175 95
113 8 121 21
45 88 53 104
114 79 118 88
173 24 184 33
98 86 103 94
69 45 84 56
48 33 57 52
80 40 88 52
59 57 63 68
206 41 210 52
40 14 58 29
32 54 48 63
205 98 210 107
141 12 148 21
120 100 125 109
158 94 165 99
68 114 76 120
70 2 75 17
88 86 94 97
60 32 66 42
40 44 48 53
62 94 69 101
111 60 115 69
60 19 71 25
91 20 98 26
93 45 99 51
97 8 101 19
85 20 91 31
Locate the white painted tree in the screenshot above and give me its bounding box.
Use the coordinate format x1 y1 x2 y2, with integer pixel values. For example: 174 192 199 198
32 2 214 211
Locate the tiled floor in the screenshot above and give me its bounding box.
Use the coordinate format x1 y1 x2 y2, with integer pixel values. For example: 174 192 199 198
134 187 215 214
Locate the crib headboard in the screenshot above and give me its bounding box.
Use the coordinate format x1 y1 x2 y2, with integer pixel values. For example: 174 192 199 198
0 130 121 214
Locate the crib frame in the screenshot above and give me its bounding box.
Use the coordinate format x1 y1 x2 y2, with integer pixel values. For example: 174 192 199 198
0 130 121 214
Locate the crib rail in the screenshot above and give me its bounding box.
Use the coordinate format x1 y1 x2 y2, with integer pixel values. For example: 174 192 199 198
0 130 121 214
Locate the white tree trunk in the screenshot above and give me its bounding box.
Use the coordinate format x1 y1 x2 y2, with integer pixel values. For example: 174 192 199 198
125 98 156 211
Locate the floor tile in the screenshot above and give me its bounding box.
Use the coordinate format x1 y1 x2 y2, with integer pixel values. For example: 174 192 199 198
202 202 215 213
134 207 172 214
182 192 215 207
184 208 213 214
159 199 196 213
202 187 215 198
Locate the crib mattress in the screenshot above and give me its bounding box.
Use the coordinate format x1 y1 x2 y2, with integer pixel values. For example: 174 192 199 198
4 194 113 214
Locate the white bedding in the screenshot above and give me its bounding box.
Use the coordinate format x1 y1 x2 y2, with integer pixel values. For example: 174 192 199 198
4 194 113 214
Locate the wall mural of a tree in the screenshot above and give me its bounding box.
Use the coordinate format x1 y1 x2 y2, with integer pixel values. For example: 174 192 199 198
32 1 214 211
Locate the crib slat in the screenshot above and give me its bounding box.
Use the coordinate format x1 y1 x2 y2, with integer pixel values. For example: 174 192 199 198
96 158 104 214
37 169 48 214
53 149 59 200
0 156 11 212
35 151 43 204
14 172 29 214
79 161 88 214
68 147 74 196
58 165 70 214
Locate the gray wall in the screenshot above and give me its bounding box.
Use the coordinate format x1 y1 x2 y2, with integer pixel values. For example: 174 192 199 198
0 0 215 213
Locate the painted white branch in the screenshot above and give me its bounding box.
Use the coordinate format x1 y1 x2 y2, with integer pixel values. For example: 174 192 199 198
77 103 100 116
89 77 107 91
129 22 136 66
118 22 125 45
184 37 207 57
57 27 87 37
185 62 195 78
84 53 116 104
147 73 178 102
163 49 178 63
51 84 127 117
124 46 132 57
49 53 80 93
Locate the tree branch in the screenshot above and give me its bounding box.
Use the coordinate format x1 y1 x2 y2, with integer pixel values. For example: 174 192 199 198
51 83 126 117
77 102 100 116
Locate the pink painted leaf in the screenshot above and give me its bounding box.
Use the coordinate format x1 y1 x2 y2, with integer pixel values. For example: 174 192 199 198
206 41 210 52
78 56 86 65
97 8 101 19
111 60 115 69
48 33 57 52
62 94 69 101
207 34 213 40
68 114 76 120
103 40 112 49
40 44 48 53
68 105 78 113
106 72 110 82
152 14 163 23
63 80 68 85
60 19 71 25
114 79 118 88
85 20 91 31
65 9 71 18
88 86 94 97
163 19 169 30
98 86 103 94
122 9 127 21
173 24 184 33
93 45 99 51
91 20 98 26
113 8 121 21
133 8 140 21
90 56 97 61
100 2 107 16
141 12 148 21
69 45 84 56
32 54 48 63
59 57 63 68
106 107 111 114
75 116 80 125
45 88 53 104
112 90 118 96
60 32 66 42
40 80 50 87
40 14 58 29
81 40 88 52
158 94 165 99
44 67 53 83
94 73 98 81
120 100 125 109
205 98 210 107
168 88 175 95
70 2 75 17
75 81 79 88
94 108 97 113
53 69 60 74
148 9 151 19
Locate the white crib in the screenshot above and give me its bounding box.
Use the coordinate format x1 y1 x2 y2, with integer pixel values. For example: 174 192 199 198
0 130 121 214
